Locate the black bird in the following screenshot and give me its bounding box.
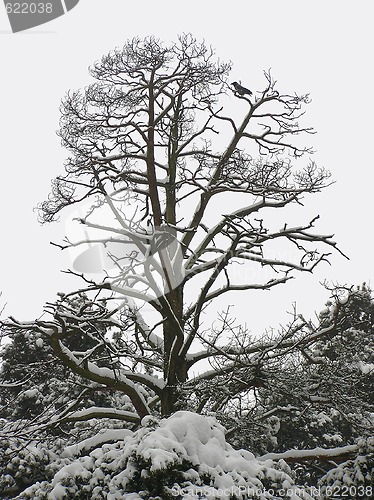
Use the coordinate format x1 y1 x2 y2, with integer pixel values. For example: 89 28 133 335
231 81 253 96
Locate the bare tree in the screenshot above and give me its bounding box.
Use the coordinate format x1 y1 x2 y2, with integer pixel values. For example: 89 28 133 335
3 34 347 427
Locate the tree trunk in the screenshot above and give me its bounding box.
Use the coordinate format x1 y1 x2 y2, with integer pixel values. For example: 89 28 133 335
161 284 186 416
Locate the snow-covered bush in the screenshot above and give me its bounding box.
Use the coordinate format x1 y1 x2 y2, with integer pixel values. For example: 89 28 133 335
13 412 313 500
317 437 374 499
0 429 60 498
0 417 135 499
222 285 374 488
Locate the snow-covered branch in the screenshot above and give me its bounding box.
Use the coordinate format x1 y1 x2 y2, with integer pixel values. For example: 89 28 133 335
258 444 358 463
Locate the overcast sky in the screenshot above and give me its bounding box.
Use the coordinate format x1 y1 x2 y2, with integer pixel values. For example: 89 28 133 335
1 1 373 334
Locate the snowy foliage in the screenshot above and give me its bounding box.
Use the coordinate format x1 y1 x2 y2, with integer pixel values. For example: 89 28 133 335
318 438 374 497
212 285 374 488
0 323 134 429
8 412 314 500
0 431 61 498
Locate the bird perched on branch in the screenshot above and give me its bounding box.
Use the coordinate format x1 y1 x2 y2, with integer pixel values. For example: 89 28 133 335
231 81 253 96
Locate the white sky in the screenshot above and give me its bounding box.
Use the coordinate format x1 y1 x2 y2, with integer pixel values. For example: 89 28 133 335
1 1 373 335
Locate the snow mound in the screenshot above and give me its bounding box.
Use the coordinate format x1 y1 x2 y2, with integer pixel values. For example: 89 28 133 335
137 411 261 478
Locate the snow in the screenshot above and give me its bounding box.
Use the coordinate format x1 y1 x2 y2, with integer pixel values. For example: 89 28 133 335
50 459 94 494
85 363 150 411
0 381 26 388
358 361 374 374
185 349 208 362
23 389 39 398
117 411 296 496
121 370 165 390
110 283 159 304
142 411 257 472
62 428 132 457
258 444 358 462
48 483 67 499
61 407 139 425
35 337 44 348
14 411 313 499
